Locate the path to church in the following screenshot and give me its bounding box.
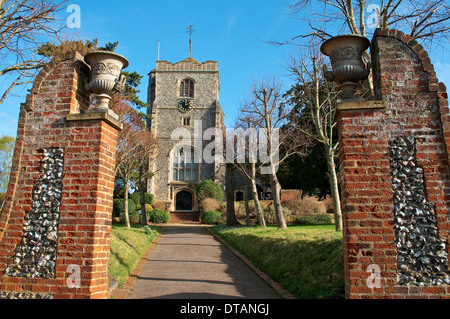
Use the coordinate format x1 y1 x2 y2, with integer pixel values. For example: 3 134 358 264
125 225 281 299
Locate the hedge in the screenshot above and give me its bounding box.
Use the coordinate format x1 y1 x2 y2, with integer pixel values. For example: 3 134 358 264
296 214 333 226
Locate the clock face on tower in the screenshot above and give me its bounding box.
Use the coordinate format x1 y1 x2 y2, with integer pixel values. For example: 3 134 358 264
178 99 193 112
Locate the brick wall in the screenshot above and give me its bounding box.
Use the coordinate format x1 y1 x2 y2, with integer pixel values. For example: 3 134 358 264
337 29 450 299
0 52 121 299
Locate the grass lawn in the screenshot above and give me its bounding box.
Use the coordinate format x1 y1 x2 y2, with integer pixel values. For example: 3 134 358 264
108 224 162 286
211 224 345 299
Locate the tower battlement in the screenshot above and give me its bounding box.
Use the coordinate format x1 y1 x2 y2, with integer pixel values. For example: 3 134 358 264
155 59 218 72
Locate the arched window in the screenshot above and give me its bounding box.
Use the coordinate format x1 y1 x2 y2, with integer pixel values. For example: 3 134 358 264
172 148 199 182
180 79 195 98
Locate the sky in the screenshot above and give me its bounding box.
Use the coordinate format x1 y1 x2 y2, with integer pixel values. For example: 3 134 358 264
1 0 449 138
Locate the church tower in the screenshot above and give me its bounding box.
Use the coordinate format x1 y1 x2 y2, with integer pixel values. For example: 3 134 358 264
147 57 226 221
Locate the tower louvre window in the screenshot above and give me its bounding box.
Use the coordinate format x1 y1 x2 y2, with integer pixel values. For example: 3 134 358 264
182 117 191 127
180 79 195 98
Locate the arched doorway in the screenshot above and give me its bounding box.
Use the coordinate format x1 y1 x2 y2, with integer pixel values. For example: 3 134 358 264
175 191 193 211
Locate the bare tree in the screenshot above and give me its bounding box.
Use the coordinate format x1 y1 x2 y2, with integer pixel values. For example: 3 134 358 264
114 101 155 228
0 0 68 105
286 46 343 231
239 77 313 230
286 0 449 44
275 0 449 94
230 119 267 227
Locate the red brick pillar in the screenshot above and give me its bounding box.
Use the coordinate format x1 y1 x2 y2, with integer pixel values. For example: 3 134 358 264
0 51 121 299
337 29 450 299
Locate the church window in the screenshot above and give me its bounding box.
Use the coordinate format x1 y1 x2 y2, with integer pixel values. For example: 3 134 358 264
180 79 195 98
172 148 199 182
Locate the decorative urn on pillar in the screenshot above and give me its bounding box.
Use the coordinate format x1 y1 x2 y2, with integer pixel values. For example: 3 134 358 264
84 51 129 110
320 35 371 101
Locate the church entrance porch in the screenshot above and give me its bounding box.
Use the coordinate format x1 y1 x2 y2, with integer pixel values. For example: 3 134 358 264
170 188 200 224
176 191 193 211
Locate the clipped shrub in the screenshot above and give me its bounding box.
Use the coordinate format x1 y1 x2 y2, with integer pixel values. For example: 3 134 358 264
296 214 333 226
130 192 141 210
196 179 223 202
144 193 154 206
323 196 335 215
260 204 292 225
149 209 171 224
285 196 326 217
234 200 264 220
144 204 153 214
201 198 222 213
234 201 247 219
129 210 140 224
129 193 155 210
201 211 223 225
113 198 137 218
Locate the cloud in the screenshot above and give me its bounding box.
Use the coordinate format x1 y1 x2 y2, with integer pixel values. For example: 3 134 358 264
225 10 239 38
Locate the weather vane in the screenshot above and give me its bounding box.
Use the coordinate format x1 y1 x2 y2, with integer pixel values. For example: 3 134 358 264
186 24 196 58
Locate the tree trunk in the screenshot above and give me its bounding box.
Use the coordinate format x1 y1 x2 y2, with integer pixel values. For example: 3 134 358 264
225 163 239 226
269 172 287 230
250 163 266 227
243 174 251 226
139 166 147 226
324 146 343 231
124 183 131 228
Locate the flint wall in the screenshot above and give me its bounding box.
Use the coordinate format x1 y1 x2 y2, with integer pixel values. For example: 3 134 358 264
0 52 121 299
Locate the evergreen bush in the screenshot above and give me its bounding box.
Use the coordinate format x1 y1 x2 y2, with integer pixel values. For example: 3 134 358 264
129 193 141 210
113 198 137 218
196 179 223 202
201 211 223 225
260 205 292 225
149 209 171 224
128 193 155 212
144 204 153 214
144 193 154 206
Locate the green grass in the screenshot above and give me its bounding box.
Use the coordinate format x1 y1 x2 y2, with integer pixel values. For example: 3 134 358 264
108 224 162 286
211 225 345 299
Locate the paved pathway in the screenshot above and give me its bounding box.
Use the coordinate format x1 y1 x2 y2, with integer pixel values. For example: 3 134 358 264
126 225 281 299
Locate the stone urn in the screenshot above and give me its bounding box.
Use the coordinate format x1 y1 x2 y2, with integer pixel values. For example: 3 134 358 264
320 35 371 101
84 51 129 109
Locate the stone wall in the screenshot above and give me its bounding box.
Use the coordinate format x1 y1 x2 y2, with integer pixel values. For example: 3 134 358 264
0 52 121 299
337 29 450 298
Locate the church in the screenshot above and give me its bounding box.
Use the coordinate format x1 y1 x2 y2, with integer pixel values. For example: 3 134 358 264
146 56 230 221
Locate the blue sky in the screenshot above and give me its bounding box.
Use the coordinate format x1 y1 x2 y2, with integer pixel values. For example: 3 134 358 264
0 0 449 137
